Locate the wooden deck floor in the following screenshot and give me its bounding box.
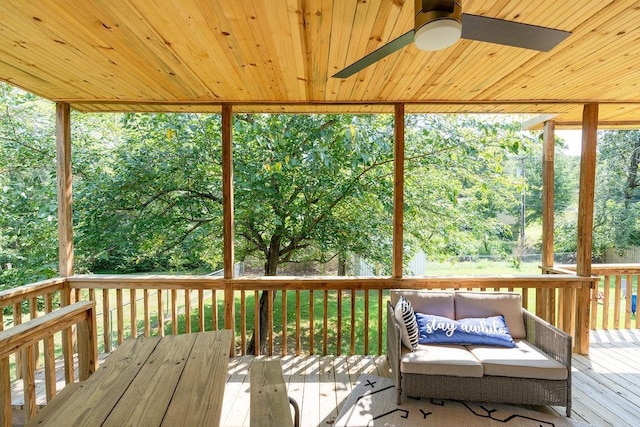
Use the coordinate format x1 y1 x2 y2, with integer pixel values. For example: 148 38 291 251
12 330 640 426
220 330 640 427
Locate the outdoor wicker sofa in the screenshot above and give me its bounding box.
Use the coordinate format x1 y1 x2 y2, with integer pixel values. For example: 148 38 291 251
387 290 572 417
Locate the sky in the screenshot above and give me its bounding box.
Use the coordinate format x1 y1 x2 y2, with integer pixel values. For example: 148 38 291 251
555 129 582 156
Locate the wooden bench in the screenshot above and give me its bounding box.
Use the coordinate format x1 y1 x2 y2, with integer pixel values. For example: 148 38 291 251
0 301 98 426
250 360 299 427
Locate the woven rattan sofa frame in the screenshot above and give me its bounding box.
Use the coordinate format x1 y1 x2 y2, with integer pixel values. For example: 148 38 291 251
387 301 573 417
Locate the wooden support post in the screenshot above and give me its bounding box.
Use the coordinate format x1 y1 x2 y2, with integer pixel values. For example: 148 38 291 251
392 104 405 279
222 104 236 356
0 321 10 427
56 102 74 277
76 303 98 381
575 103 599 355
539 120 556 324
56 102 76 383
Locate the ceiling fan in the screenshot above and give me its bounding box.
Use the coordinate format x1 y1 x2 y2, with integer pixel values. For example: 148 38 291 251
333 0 571 79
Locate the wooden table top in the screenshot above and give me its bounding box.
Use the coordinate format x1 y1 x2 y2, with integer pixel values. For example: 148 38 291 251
28 330 232 427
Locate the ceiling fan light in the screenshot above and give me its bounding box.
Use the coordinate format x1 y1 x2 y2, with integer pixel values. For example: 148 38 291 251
414 19 462 51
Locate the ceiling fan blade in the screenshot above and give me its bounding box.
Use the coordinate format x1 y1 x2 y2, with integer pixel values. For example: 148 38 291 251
461 13 571 52
333 30 415 79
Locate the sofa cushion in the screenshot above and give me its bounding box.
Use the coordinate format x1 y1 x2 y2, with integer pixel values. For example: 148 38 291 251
400 344 483 377
455 291 526 339
394 296 419 350
415 313 516 348
468 340 568 380
390 290 455 319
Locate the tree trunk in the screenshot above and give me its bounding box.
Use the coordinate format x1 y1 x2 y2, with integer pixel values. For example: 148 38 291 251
338 254 346 276
246 240 280 355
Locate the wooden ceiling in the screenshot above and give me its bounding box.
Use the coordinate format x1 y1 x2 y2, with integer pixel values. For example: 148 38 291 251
1 0 640 127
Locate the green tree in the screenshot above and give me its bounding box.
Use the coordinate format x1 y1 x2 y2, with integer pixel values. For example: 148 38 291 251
591 130 640 255
74 113 224 273
403 115 530 262
0 84 58 290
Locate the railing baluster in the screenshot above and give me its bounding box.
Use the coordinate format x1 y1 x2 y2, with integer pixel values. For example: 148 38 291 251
636 274 640 330
282 290 288 356
591 285 598 330
102 289 111 352
309 290 314 355
364 290 369 356
143 289 150 337
240 290 246 355
267 290 274 356
614 275 621 329
212 290 218 331
198 289 204 332
184 289 191 334
44 294 56 402
350 289 355 356
336 290 342 356
158 288 165 337
171 289 178 335
254 290 260 356
116 289 124 344
323 290 328 356
22 345 36 421
29 297 40 370
603 275 610 330
130 289 137 339
12 302 23 379
378 289 383 355
295 290 301 356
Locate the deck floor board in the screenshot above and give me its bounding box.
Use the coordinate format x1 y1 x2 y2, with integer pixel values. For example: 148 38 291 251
11 330 640 426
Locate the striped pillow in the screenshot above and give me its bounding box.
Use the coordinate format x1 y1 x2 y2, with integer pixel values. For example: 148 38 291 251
394 296 419 351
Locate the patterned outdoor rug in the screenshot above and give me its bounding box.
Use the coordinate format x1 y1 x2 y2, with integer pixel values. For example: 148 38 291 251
335 375 590 427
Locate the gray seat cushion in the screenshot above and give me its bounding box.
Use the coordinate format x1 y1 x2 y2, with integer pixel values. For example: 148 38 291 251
400 344 483 377
468 339 568 380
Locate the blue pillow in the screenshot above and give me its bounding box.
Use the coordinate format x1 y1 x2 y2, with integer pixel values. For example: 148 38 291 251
415 313 516 348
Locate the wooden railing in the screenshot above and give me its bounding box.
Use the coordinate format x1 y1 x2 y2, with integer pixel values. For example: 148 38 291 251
64 274 594 356
0 288 97 426
1 272 596 425
557 264 640 330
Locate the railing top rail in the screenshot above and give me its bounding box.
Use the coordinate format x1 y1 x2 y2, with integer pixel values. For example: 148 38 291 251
65 273 596 291
556 263 640 275
0 300 95 359
0 277 67 308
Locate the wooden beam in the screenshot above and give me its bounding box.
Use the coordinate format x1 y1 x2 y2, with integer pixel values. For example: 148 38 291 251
539 120 556 324
392 104 405 278
56 103 76 385
575 103 599 355
56 103 73 277
222 104 235 354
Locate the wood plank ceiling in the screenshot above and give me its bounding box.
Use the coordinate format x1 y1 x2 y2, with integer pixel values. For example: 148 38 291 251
1 0 640 127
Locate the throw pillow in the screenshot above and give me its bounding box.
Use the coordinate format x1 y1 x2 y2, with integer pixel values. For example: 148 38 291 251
394 296 419 351
415 313 516 348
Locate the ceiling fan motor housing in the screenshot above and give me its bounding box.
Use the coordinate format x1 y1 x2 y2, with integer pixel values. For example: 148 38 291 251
415 0 462 30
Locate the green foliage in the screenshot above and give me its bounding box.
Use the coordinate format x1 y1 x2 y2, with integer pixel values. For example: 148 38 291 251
233 114 394 274
0 81 541 285
74 113 225 273
591 130 640 254
0 84 58 289
403 115 530 261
